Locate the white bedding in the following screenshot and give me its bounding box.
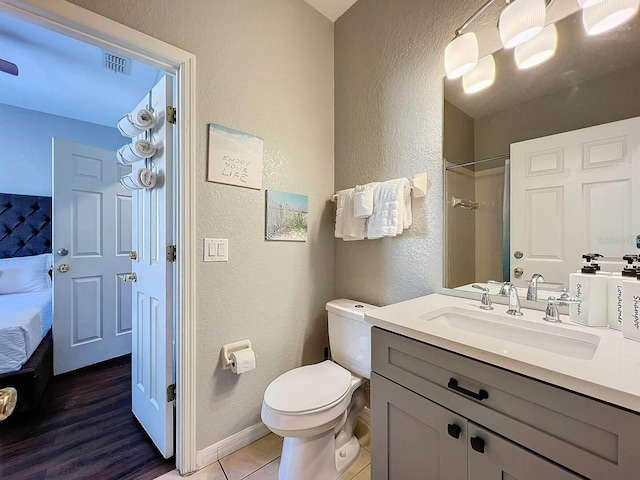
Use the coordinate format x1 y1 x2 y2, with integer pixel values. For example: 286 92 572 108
0 290 53 374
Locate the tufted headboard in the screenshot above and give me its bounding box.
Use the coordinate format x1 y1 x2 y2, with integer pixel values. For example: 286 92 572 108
0 194 52 259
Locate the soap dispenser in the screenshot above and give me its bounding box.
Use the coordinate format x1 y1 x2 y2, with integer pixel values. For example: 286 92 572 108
569 254 608 326
622 269 640 342
607 255 638 331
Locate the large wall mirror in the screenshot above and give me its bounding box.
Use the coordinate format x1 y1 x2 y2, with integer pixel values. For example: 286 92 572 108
443 3 640 302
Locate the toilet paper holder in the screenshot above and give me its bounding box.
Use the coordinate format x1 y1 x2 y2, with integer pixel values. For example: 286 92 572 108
221 340 253 370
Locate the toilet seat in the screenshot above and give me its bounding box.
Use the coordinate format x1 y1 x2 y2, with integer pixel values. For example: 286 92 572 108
264 361 352 415
261 361 362 438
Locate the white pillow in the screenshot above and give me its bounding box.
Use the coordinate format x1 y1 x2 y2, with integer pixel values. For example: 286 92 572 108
0 254 52 293
0 266 50 294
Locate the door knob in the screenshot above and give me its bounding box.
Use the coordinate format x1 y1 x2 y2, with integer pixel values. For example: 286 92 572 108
57 264 70 273
129 251 138 260
119 273 137 282
513 267 524 277
57 248 69 257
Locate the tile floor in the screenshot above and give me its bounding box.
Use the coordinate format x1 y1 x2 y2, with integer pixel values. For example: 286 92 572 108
156 419 371 480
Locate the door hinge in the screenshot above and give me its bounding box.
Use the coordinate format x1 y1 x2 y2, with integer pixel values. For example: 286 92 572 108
166 106 176 124
167 384 176 402
167 244 177 263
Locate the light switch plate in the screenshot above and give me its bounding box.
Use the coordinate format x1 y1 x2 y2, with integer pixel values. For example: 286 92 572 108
204 238 228 262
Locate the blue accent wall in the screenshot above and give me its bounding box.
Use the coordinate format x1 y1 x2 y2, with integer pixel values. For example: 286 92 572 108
0 103 124 196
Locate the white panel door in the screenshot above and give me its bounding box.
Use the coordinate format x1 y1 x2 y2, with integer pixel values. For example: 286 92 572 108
129 75 175 459
511 117 640 288
52 139 132 375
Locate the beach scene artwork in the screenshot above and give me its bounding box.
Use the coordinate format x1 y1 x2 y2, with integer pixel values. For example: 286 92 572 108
265 190 308 242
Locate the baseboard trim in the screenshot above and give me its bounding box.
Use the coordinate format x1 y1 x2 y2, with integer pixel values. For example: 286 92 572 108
359 406 371 426
195 422 271 471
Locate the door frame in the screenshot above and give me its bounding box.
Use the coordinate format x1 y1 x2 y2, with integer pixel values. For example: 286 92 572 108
0 0 197 473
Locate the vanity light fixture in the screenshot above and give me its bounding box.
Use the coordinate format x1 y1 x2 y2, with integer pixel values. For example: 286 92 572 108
445 32 479 79
515 23 557 69
582 0 640 35
463 54 496 94
445 0 554 89
499 0 547 48
577 0 608 7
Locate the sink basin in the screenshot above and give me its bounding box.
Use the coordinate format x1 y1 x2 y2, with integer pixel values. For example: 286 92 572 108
419 307 600 360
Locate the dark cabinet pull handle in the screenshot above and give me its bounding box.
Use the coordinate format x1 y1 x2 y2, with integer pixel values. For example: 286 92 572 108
470 436 485 453
447 423 461 439
447 378 489 401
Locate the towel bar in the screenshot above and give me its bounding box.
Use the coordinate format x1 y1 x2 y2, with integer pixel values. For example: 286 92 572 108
331 173 428 202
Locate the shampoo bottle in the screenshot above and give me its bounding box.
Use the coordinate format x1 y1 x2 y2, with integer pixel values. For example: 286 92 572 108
607 255 638 331
622 270 640 342
570 257 608 327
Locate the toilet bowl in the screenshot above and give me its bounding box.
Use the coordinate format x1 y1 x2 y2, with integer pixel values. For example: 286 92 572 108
261 299 377 480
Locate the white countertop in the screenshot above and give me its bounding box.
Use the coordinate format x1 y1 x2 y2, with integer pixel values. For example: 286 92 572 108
365 293 640 413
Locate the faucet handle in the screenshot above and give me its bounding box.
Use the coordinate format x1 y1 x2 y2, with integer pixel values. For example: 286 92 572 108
472 285 494 311
543 295 581 323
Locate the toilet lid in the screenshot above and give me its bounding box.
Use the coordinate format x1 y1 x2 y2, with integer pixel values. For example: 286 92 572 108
264 361 352 414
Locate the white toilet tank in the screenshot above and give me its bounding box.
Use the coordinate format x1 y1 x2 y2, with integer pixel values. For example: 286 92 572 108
326 299 378 379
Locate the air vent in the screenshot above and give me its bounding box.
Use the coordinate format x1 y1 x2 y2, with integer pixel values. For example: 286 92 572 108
103 51 131 75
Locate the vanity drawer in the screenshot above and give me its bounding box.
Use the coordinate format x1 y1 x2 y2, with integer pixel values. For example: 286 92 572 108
372 327 640 480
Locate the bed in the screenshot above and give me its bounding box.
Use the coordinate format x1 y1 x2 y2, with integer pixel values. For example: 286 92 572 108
0 193 53 415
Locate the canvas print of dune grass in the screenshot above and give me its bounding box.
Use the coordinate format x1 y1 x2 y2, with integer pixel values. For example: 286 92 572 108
265 190 308 241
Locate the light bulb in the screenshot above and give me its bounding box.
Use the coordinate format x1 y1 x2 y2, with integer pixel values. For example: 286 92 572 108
444 32 479 79
499 0 547 49
583 0 640 35
515 24 557 69
463 55 496 94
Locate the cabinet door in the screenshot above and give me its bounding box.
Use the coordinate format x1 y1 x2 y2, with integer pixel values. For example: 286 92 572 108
371 373 467 480
468 423 581 480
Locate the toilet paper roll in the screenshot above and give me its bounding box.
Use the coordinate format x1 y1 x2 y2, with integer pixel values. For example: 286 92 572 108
230 348 256 374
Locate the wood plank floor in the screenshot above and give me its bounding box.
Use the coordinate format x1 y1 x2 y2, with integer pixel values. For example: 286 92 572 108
0 356 174 480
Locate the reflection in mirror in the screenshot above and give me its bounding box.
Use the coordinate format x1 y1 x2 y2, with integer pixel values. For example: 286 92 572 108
443 7 640 300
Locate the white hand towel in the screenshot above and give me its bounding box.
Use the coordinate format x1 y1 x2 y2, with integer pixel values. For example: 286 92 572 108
342 189 366 241
353 182 380 218
334 189 349 238
367 178 411 239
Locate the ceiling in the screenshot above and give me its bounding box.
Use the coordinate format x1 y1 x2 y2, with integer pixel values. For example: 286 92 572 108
445 3 640 119
0 14 161 127
304 0 359 22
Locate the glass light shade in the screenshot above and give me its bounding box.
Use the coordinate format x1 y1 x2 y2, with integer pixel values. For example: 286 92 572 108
444 32 479 79
463 55 496 94
578 0 608 7
499 0 547 49
583 0 640 35
515 24 557 69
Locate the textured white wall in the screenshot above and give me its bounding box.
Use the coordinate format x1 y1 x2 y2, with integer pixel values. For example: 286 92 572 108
334 1 471 305
0 103 123 196
66 0 335 449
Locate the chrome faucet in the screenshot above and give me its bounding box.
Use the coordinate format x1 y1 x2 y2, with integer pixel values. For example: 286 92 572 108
544 295 581 323
472 284 494 310
506 284 523 316
526 274 545 302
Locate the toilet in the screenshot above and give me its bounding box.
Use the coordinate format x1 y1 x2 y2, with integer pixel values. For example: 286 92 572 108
261 299 377 480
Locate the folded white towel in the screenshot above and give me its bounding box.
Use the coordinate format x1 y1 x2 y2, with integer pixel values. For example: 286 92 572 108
366 178 411 239
353 182 379 218
120 168 157 191
342 189 366 241
334 190 348 238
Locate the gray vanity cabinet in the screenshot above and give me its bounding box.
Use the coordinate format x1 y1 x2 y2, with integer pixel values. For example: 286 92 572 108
372 373 580 480
370 327 640 480
371 372 467 479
